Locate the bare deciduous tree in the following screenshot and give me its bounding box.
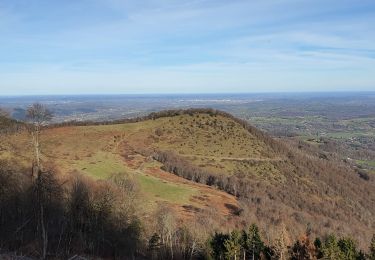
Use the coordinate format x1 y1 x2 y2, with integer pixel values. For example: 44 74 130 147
155 204 177 259
26 103 52 260
273 223 291 260
26 103 52 176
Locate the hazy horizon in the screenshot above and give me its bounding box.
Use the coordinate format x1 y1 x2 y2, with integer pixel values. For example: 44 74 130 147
1 90 375 98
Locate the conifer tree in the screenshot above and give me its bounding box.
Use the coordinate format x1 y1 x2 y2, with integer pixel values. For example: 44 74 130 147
211 232 230 259
338 237 358 260
245 224 264 260
224 230 242 260
322 234 343 260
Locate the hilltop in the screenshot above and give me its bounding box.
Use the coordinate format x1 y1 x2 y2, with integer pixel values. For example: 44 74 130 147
1 108 374 247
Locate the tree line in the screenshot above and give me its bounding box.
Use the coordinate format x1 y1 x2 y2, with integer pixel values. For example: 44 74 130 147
207 225 375 260
152 150 247 198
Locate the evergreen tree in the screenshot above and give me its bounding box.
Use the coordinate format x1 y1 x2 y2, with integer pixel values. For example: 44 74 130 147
262 245 274 260
224 230 242 260
314 237 323 259
322 234 343 260
245 224 264 260
338 237 357 260
241 230 248 260
211 232 230 259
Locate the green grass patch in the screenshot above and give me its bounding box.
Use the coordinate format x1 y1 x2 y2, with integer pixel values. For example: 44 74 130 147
71 151 197 204
73 152 127 179
136 173 196 204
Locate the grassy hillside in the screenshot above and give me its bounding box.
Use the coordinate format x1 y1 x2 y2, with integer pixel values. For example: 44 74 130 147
0 112 241 228
1 109 375 247
130 113 281 179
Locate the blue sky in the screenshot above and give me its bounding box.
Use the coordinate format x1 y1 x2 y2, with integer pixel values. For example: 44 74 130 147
0 0 374 95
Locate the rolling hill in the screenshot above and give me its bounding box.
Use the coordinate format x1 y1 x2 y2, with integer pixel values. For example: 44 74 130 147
1 109 374 247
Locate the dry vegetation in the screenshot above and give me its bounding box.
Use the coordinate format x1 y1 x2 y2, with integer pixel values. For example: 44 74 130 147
0 110 242 227
1 108 375 258
105 109 375 247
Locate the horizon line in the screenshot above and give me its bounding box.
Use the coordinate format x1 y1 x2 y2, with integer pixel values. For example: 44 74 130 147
1 90 375 98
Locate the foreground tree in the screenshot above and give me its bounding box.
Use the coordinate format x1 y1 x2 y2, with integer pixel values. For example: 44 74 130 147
273 224 290 260
33 170 63 260
244 224 264 260
321 234 343 260
26 103 52 177
211 232 230 259
26 103 53 259
155 204 177 259
0 166 142 259
290 234 317 260
338 237 358 260
224 230 242 260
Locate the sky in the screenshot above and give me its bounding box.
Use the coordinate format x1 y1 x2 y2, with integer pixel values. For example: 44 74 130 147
0 0 374 95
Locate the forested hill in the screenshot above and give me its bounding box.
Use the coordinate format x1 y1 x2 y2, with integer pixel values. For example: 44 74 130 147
1 108 375 258
115 109 375 246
